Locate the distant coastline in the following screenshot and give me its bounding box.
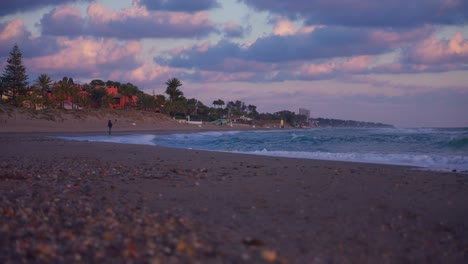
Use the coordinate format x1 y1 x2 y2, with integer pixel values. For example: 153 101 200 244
312 117 393 128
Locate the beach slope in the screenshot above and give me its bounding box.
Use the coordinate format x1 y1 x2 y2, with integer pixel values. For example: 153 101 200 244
0 134 467 263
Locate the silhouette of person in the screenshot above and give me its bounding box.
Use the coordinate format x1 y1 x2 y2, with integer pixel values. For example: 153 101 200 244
108 120 113 135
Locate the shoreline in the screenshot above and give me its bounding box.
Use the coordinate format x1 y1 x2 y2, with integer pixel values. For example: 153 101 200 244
50 130 468 174
7 129 467 174
1 132 467 263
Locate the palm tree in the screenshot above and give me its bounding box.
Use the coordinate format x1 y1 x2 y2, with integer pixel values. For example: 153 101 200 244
35 74 53 107
55 77 74 109
165 78 183 102
212 99 223 108
35 74 53 93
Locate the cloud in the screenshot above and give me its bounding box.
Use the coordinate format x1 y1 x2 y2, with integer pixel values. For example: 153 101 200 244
339 75 457 94
114 61 180 87
222 22 250 38
0 19 60 58
272 17 318 36
157 40 243 70
288 56 372 81
240 0 468 27
362 32 468 74
0 19 29 52
39 3 218 39
158 26 431 71
245 27 391 63
403 32 468 66
39 5 85 37
0 0 93 17
140 0 220 13
27 37 143 80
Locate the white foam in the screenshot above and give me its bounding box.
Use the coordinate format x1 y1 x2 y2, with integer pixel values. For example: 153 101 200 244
238 150 468 171
161 130 242 140
56 134 157 146
54 129 468 172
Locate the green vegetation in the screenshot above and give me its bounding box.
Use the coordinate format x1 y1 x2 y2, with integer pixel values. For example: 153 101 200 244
0 44 393 128
313 118 393 128
1 44 29 106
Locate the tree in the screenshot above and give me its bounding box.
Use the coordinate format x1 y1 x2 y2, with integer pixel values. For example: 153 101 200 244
165 78 183 102
274 110 308 127
119 82 141 108
226 100 246 115
22 86 42 110
0 81 5 105
137 93 156 111
90 79 105 87
165 99 187 117
185 98 198 116
88 86 110 108
35 74 53 92
1 44 29 106
196 100 210 119
34 74 53 107
154 94 166 111
213 99 224 109
53 77 76 109
106 80 121 88
247 104 259 117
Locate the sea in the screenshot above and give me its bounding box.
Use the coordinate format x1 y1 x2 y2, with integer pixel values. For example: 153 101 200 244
56 127 468 172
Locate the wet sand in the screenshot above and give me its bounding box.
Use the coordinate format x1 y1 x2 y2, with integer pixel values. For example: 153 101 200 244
1 132 467 263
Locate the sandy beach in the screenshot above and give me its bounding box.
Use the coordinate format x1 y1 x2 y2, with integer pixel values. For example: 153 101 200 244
0 107 267 133
1 111 467 263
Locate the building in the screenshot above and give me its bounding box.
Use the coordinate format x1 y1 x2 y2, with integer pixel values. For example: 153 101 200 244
105 86 137 109
299 108 310 119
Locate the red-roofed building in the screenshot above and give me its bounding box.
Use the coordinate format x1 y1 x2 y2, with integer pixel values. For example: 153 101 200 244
105 86 137 109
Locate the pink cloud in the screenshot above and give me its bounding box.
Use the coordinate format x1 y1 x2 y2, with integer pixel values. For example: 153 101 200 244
198 71 258 82
27 37 143 77
126 61 174 84
0 18 60 58
372 62 405 73
273 18 296 36
86 3 215 38
272 17 321 36
297 56 372 78
0 19 28 43
39 2 217 39
88 3 187 24
39 5 85 36
405 32 468 65
369 26 434 46
50 5 82 20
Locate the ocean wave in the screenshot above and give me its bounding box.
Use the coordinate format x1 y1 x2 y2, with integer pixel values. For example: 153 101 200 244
160 131 242 140
55 134 158 146
238 150 468 171
55 128 468 171
447 137 468 149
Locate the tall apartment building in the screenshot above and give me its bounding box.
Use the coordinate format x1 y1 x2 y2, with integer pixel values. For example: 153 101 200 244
299 108 311 119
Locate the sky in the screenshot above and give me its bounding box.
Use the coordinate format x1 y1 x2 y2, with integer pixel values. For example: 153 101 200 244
0 0 467 127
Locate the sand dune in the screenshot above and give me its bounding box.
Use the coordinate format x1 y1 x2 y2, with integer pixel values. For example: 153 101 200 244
0 106 258 133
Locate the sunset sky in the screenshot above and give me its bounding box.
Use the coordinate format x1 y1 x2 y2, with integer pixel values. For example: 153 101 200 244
1 0 467 127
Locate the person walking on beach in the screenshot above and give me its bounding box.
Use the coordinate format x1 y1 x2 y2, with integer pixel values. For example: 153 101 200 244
107 120 113 135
